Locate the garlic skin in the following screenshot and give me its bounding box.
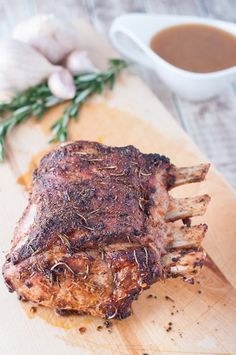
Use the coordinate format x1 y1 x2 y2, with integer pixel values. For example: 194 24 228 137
65 50 98 75
12 14 79 64
48 68 76 100
0 90 14 104
0 40 61 92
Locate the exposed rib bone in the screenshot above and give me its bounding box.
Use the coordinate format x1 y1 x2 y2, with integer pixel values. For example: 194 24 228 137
165 195 210 222
165 224 207 249
171 164 210 188
162 249 206 282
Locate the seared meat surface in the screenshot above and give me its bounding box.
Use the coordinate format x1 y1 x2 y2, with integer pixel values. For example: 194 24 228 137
3 141 210 319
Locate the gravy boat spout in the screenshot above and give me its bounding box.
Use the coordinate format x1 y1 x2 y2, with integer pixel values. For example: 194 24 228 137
110 14 236 101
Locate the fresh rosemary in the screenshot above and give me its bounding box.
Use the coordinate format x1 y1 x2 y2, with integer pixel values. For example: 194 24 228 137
0 58 128 161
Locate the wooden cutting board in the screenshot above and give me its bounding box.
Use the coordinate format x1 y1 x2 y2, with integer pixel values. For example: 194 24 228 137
0 20 236 355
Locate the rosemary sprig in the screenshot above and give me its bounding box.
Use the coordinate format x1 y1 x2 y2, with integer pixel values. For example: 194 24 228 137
0 58 128 161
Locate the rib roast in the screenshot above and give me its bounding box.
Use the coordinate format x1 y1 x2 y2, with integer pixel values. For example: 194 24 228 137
3 141 210 319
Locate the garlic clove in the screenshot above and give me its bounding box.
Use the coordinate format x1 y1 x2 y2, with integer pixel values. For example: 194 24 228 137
0 40 60 92
12 14 79 64
65 50 98 75
48 68 76 100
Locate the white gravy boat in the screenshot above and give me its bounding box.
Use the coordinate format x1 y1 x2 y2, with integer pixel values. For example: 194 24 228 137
110 14 236 101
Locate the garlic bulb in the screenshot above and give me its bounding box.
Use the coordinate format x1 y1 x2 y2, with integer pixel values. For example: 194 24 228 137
12 14 79 64
0 40 60 92
64 50 98 75
48 69 76 100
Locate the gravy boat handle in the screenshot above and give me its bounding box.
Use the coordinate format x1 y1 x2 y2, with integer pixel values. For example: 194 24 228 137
110 20 154 69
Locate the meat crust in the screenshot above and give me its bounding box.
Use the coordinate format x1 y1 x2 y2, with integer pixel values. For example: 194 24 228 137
2 141 210 319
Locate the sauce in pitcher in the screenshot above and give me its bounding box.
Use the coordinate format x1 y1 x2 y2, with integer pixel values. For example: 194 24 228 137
150 24 236 73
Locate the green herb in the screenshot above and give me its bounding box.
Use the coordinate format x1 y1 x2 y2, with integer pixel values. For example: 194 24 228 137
0 58 128 161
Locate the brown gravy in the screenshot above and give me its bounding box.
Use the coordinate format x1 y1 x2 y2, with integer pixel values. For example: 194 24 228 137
150 24 236 73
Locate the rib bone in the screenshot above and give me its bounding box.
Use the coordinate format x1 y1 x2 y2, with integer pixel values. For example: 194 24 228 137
171 163 210 188
165 224 207 249
162 249 206 282
165 195 210 222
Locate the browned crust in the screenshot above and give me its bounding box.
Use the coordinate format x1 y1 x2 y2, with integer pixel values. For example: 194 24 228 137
2 141 209 319
11 141 171 265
